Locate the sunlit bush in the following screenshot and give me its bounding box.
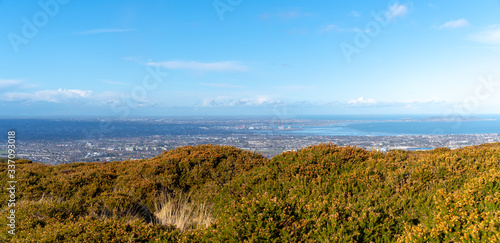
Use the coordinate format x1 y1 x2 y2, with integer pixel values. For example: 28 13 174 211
1 143 499 242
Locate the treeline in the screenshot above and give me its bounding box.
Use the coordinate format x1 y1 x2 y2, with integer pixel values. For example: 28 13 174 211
1 143 499 242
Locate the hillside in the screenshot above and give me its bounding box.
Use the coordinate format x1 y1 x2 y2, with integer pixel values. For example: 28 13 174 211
1 143 500 242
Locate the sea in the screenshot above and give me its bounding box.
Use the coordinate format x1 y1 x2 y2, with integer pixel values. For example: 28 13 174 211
1 115 500 140
282 115 500 136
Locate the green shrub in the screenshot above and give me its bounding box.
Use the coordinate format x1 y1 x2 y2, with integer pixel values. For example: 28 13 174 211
1 143 499 242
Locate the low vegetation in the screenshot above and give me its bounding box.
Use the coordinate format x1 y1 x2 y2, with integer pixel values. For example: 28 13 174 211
154 192 215 232
1 143 499 242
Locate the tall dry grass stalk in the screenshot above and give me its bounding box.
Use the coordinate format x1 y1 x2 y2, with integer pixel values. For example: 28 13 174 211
153 193 215 232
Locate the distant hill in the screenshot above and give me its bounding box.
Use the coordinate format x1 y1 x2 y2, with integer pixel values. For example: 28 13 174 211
1 143 499 242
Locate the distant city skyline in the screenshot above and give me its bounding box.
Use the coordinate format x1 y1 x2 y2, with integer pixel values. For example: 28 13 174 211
1 0 500 117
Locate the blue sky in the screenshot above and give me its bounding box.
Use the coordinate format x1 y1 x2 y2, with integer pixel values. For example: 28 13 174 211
1 0 500 117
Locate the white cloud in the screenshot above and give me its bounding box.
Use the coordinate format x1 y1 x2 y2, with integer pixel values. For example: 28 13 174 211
289 27 308 35
388 3 408 19
323 4 409 35
321 25 362 33
350 11 360 17
100 79 129 86
402 98 444 104
202 96 225 107
347 97 377 106
470 26 500 44
0 79 36 90
4 89 92 103
0 79 23 89
147 61 248 72
74 28 136 35
275 84 315 92
202 96 280 107
260 10 312 20
122 56 143 63
91 91 124 101
200 83 246 89
439 18 470 29
428 3 438 9
321 24 342 32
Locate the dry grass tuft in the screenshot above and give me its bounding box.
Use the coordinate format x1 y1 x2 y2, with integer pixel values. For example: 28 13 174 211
153 193 215 232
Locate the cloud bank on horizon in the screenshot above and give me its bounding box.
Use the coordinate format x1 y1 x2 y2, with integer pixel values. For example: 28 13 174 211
1 0 500 116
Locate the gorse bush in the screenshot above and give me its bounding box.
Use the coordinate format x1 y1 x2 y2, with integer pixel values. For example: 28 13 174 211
1 143 500 242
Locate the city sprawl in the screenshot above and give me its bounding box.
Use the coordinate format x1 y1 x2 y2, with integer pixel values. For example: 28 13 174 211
2 117 499 164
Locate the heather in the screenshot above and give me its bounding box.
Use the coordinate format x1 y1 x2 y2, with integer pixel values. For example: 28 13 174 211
1 143 499 242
